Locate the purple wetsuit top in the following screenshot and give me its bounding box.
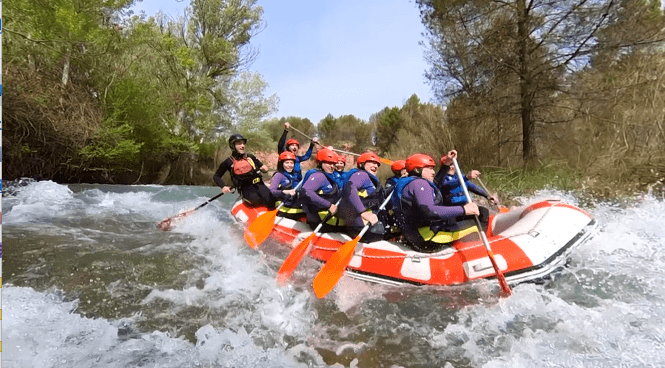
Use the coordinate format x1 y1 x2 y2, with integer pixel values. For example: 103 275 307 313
300 171 337 223
401 177 465 224
338 170 377 227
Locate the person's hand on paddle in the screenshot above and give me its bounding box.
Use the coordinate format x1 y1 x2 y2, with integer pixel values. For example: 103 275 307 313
282 189 296 197
360 211 378 225
259 165 269 173
329 203 338 214
284 121 290 130
222 186 234 194
440 150 457 166
487 194 500 205
467 170 481 179
312 137 319 145
463 202 480 216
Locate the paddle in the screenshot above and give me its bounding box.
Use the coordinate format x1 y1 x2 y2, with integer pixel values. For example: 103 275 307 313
288 126 394 166
244 179 305 249
312 194 392 298
453 158 512 296
276 199 341 285
476 177 509 213
158 193 224 231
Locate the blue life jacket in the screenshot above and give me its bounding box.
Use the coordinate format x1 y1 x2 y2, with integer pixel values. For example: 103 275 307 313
440 174 469 205
272 170 301 208
301 168 340 201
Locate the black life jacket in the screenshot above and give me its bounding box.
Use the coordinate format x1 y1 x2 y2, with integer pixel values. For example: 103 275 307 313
345 168 385 212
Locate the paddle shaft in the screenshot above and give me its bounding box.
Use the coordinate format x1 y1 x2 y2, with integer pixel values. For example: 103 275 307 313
452 158 512 295
195 192 224 210
288 126 393 165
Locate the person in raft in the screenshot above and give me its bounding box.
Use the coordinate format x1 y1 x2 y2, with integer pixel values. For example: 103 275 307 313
384 159 407 196
297 147 345 233
382 159 407 239
213 133 276 208
391 151 480 253
269 151 305 220
433 151 498 231
335 154 347 174
337 152 387 242
277 122 318 182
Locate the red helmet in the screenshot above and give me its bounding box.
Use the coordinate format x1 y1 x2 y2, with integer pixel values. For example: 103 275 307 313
390 160 406 174
337 155 347 163
279 151 296 162
405 154 436 173
285 138 300 149
316 148 338 164
357 152 381 168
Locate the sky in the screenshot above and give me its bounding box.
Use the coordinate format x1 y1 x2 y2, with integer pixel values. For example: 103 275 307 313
130 0 434 123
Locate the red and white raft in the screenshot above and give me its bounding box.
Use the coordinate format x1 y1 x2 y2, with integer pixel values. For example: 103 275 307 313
231 198 597 287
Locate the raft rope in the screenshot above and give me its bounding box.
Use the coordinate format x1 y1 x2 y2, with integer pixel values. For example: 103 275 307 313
300 200 563 261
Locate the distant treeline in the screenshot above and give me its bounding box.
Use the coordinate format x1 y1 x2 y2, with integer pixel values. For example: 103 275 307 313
3 0 665 196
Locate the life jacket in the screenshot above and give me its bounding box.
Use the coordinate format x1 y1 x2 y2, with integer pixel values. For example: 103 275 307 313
272 170 302 212
230 155 262 187
301 168 344 226
440 173 469 205
392 176 464 244
345 168 385 211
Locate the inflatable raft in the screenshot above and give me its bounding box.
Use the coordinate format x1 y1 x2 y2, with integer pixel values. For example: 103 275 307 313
232 198 597 287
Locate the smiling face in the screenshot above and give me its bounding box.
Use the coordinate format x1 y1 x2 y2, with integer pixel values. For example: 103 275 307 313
364 161 379 176
335 160 346 172
288 144 299 154
283 160 295 172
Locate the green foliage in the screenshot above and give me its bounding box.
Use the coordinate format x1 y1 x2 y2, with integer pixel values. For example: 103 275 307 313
80 124 143 165
481 162 582 196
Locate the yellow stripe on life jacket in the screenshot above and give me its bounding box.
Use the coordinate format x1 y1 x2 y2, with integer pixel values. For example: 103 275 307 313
317 210 346 226
279 206 304 214
418 225 479 244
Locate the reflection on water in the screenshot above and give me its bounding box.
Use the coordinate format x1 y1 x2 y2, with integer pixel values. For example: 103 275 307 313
3 180 665 368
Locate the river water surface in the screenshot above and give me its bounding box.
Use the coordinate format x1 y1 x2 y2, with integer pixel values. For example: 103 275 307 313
3 179 665 368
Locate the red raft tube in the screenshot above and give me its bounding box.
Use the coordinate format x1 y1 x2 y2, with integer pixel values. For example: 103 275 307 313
232 198 597 287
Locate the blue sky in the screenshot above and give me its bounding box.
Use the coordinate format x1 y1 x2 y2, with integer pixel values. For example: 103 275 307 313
131 0 434 123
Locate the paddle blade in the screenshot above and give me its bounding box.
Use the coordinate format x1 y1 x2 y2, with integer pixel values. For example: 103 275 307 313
277 233 317 285
244 209 278 249
312 236 360 298
487 250 512 296
380 157 393 165
157 218 173 231
499 206 510 213
157 209 196 231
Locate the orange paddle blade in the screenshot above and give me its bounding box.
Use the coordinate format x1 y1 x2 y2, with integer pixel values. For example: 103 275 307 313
380 157 393 165
277 232 317 285
312 235 360 298
244 209 278 249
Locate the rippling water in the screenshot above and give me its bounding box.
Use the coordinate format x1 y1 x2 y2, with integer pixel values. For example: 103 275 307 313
3 179 664 368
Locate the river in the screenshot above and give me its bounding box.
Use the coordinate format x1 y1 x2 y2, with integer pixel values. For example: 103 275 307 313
2 179 664 368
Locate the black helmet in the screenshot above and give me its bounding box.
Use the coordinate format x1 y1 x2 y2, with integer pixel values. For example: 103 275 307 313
228 133 247 150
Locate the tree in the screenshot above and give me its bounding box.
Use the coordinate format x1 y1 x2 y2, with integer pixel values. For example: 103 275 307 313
417 0 665 166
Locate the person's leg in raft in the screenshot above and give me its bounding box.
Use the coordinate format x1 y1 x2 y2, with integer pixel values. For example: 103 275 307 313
242 183 277 209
